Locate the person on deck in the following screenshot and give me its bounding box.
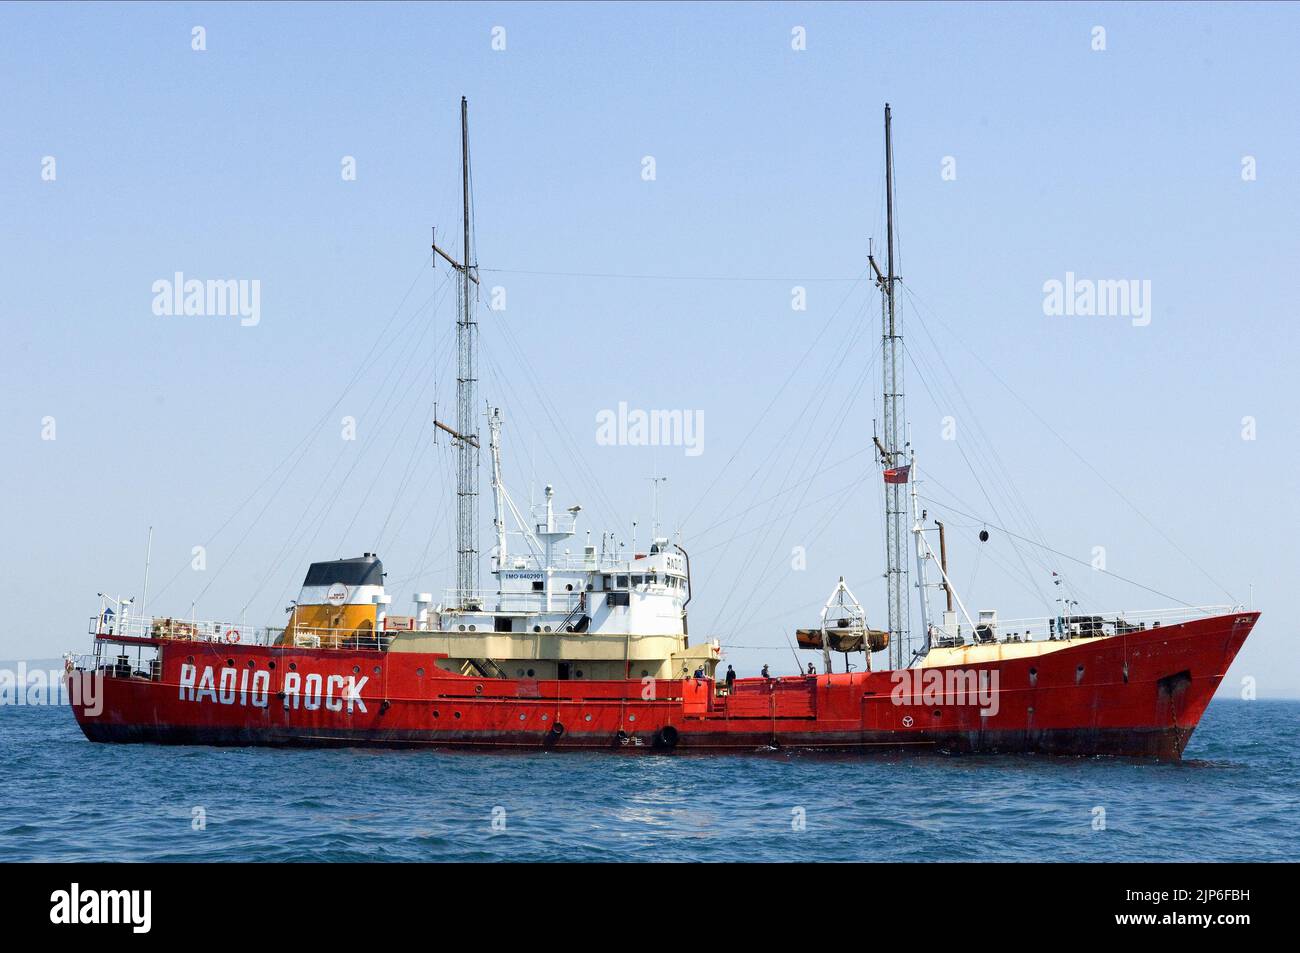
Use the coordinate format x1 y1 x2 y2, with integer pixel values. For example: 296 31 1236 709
761 664 770 678
693 665 705 678
806 662 816 676
725 664 736 693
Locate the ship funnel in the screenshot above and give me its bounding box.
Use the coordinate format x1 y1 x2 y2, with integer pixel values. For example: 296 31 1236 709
280 554 386 648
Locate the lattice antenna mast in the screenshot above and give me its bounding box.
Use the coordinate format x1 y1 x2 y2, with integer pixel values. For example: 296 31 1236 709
868 103 909 670
432 97 482 609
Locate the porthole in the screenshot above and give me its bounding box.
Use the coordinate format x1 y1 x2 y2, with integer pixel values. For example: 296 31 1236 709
268 661 276 670
565 583 573 591
575 670 584 678
432 709 440 718
353 665 360 674
543 626 552 633
226 658 234 666
373 666 381 675
468 625 476 632
289 662 297 671
584 714 593 722
416 667 425 677
628 714 637 723
458 625 466 632
527 668 535 677
518 713 526 721
933 709 942 718
533 626 541 633
475 684 483 694
517 669 524 677
454 711 462 719
541 713 549 721
247 660 256 668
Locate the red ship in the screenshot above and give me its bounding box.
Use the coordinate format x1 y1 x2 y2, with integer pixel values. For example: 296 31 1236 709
67 605 1255 759
66 102 1256 760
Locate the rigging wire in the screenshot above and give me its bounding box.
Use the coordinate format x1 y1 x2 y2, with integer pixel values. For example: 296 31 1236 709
707 296 878 634
479 267 862 283
483 312 625 532
915 492 1204 609
687 447 871 541
903 341 1056 612
898 282 1086 610
900 282 1237 604
148 253 440 612
691 467 874 557
374 319 458 552
679 268 873 533
235 274 453 618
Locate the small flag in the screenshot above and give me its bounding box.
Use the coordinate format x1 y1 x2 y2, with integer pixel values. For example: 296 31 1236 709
883 464 910 484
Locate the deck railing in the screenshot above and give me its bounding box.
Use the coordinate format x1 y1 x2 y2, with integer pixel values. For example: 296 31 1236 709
936 604 1241 646
87 616 393 650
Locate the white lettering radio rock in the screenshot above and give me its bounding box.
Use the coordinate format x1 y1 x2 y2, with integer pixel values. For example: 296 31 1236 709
178 664 368 713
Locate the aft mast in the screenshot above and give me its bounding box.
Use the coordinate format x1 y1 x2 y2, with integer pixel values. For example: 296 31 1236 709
870 103 909 670
433 97 482 609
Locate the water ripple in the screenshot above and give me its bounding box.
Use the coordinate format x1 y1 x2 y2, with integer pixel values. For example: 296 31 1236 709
1 700 1296 861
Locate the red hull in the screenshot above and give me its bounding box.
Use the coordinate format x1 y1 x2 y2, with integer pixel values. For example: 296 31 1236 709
68 612 1257 761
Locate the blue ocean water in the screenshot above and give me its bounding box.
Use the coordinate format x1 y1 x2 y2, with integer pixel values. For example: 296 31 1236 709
1 699 1296 862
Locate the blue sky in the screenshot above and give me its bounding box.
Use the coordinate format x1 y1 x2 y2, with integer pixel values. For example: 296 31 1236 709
2 2 1296 697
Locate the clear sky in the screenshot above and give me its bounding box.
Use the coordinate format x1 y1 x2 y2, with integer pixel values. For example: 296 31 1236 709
2 2 1296 697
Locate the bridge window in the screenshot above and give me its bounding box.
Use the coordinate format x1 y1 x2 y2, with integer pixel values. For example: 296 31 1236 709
616 575 629 589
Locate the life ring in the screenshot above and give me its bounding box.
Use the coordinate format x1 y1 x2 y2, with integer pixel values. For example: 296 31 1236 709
225 628 241 644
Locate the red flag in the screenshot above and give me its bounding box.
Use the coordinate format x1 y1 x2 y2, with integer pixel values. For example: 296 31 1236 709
883 464 910 484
